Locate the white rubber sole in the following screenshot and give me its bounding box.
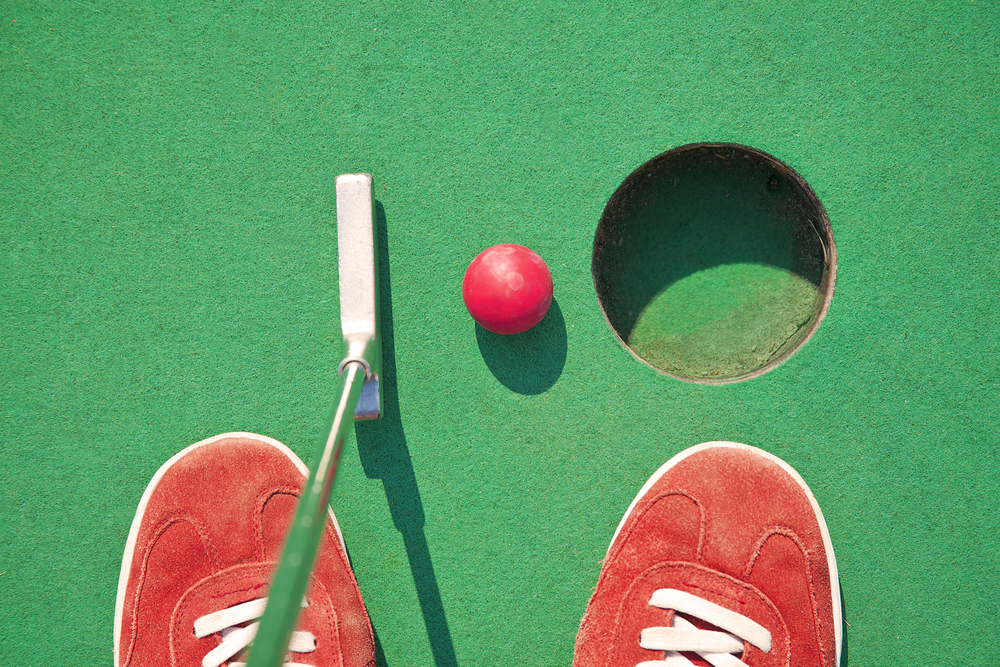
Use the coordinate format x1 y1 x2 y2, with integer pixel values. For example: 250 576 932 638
112 432 346 666
606 441 842 667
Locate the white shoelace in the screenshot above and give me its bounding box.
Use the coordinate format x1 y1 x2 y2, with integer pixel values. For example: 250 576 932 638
193 597 316 667
636 589 772 667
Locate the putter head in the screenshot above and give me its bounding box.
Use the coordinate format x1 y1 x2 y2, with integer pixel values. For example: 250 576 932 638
335 173 382 420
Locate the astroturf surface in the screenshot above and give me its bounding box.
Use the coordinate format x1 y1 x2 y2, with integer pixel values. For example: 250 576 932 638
2 2 999 665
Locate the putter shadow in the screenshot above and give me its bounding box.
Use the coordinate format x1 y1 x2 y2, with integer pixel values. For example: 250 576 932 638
474 298 567 395
354 201 458 667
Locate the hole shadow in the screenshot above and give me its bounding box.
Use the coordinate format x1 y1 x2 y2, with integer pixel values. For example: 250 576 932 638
592 143 835 382
474 298 567 395
355 201 458 667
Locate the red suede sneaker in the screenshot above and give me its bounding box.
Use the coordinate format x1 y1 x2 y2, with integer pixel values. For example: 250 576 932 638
114 432 375 667
574 442 841 667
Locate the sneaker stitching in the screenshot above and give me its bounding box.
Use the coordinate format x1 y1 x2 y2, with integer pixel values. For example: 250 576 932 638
170 564 275 667
253 485 303 561
301 578 342 667
605 490 706 566
211 581 268 599
744 525 824 667
611 562 790 667
682 580 745 609
123 514 216 667
251 486 373 667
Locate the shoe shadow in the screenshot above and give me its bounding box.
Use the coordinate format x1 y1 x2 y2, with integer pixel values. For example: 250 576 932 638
840 580 849 667
355 201 459 667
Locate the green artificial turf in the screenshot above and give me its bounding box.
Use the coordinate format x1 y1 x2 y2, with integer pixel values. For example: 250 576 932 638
629 263 821 380
2 2 999 666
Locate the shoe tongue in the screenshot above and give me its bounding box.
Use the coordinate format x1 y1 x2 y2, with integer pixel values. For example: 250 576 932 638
169 562 342 664
617 561 790 667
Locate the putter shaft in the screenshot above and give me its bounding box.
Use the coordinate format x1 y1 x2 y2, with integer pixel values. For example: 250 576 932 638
246 362 365 667
247 174 381 667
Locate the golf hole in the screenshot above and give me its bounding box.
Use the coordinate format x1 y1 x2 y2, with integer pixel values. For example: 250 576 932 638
593 143 836 384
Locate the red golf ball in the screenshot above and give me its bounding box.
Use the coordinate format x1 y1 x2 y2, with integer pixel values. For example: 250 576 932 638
463 244 553 335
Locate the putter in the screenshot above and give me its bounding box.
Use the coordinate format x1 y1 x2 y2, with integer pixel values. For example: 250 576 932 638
246 174 382 667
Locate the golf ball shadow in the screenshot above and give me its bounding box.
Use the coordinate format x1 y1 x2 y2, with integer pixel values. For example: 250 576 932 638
475 298 567 395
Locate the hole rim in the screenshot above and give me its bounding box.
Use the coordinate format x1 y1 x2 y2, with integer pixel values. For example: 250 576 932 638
592 142 838 385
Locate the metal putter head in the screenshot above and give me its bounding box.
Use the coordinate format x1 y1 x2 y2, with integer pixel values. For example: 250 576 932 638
335 173 382 420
